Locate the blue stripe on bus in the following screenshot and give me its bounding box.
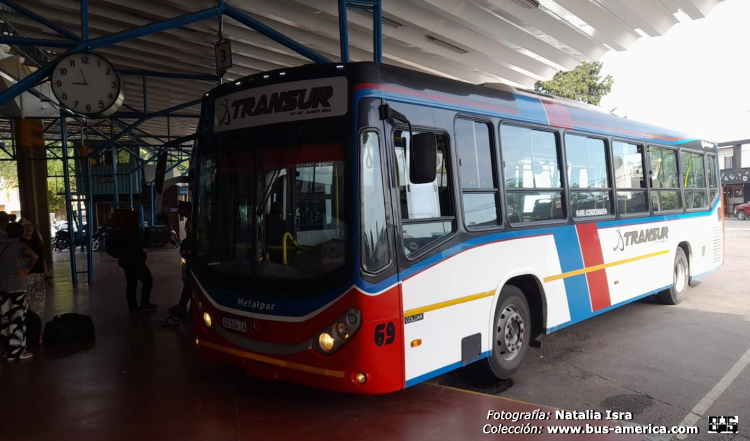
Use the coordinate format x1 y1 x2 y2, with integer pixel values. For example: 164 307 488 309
405 351 491 388
546 284 671 333
551 226 591 323
692 267 720 280
352 200 720 296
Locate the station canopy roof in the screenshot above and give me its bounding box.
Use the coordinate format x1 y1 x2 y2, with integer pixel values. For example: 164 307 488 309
0 0 724 144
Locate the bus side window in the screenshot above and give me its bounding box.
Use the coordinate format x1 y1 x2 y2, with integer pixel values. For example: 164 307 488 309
680 150 708 210
361 131 390 272
649 147 682 212
706 154 719 204
500 125 564 224
394 130 455 257
612 140 647 215
456 118 499 229
565 134 613 219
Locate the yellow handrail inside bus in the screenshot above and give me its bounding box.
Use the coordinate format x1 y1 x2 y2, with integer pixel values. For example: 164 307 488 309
282 232 299 265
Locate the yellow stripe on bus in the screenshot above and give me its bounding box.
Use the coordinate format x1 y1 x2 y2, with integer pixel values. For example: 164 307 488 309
197 340 345 378
404 290 495 318
544 250 669 283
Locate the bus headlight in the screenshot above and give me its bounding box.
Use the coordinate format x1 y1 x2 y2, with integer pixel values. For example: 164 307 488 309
314 308 361 354
318 333 335 352
203 312 213 329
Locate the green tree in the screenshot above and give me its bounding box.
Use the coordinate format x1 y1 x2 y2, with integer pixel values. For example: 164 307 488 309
0 150 18 188
534 61 614 106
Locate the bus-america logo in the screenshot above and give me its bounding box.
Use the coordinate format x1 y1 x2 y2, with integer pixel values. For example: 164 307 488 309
613 226 669 251
215 77 348 132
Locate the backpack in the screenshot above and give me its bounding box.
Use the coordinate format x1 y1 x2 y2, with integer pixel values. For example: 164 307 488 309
43 313 95 346
107 230 122 258
26 311 42 349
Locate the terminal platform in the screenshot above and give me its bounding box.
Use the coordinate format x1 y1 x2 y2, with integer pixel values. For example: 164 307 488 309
0 248 645 441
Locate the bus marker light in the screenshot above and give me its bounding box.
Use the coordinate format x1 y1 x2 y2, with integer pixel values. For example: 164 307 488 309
195 338 200 346
203 312 213 329
319 333 335 352
336 322 349 339
411 339 422 348
354 372 367 384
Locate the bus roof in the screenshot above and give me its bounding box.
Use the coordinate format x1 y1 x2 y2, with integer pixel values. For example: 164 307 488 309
206 62 715 152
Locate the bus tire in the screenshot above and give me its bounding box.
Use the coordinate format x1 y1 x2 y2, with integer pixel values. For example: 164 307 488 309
657 247 689 305
488 285 531 379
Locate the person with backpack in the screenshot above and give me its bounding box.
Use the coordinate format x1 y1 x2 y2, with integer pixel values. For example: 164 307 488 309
0 222 39 361
110 211 157 315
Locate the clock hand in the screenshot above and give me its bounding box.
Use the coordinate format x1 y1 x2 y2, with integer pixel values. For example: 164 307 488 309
80 68 88 85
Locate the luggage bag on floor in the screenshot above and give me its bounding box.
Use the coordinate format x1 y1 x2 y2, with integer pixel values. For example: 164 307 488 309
43 313 95 346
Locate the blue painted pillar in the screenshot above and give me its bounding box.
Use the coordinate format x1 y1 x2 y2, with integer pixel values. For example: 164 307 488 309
60 113 77 285
338 0 349 62
150 182 155 226
86 154 94 282
111 121 119 209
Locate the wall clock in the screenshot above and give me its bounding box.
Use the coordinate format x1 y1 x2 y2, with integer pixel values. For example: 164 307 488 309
50 52 125 118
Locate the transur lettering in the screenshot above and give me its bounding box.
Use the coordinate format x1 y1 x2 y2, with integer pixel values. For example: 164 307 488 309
231 86 334 120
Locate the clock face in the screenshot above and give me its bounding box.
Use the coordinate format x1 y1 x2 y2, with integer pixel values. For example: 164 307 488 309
51 52 125 118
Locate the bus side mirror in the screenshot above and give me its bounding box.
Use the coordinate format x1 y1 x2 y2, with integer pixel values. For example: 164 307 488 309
410 133 437 184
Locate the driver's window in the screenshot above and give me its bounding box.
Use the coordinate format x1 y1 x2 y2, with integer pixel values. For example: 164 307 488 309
393 130 455 257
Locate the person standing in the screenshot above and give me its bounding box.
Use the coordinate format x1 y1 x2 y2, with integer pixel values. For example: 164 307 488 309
0 222 39 361
162 202 193 325
18 218 53 318
0 211 9 245
111 211 156 314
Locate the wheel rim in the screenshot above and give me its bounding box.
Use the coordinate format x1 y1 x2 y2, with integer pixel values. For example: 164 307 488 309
674 259 687 293
496 304 525 361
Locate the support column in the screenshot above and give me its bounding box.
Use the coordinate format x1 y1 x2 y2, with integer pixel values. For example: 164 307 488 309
15 119 53 262
60 114 77 285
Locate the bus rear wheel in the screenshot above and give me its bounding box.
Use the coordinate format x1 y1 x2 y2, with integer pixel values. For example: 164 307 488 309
488 285 531 380
656 247 689 305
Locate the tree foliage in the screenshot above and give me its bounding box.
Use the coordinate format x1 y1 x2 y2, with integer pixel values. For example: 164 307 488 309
534 61 614 106
0 150 18 188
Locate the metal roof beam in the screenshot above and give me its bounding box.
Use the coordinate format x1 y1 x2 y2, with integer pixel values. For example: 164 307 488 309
0 0 81 40
0 4 224 107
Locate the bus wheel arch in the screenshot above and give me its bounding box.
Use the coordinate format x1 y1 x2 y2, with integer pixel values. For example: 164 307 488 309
504 275 546 341
487 275 546 380
656 244 690 305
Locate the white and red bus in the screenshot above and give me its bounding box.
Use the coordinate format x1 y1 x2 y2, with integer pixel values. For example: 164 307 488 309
190 62 723 394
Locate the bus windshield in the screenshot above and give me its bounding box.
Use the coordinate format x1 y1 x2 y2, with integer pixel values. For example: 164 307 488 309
193 130 350 295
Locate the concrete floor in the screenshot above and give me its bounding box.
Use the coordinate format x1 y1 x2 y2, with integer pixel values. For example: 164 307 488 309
0 245 643 441
2 222 749 440
436 219 750 441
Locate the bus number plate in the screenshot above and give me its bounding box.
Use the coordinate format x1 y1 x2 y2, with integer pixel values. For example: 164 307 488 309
222 317 247 333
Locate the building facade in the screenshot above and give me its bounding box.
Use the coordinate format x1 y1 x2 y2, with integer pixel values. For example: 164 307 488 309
718 139 750 216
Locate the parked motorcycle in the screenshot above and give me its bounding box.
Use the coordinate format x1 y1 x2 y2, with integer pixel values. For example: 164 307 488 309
52 229 71 252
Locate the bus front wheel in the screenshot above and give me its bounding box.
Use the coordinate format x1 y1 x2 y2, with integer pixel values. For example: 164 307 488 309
657 247 689 305
488 285 531 379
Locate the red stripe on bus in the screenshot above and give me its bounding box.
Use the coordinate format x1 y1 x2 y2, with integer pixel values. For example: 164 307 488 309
541 100 574 129
575 223 611 311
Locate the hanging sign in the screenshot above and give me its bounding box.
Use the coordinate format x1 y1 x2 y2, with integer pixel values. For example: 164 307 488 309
215 39 233 76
